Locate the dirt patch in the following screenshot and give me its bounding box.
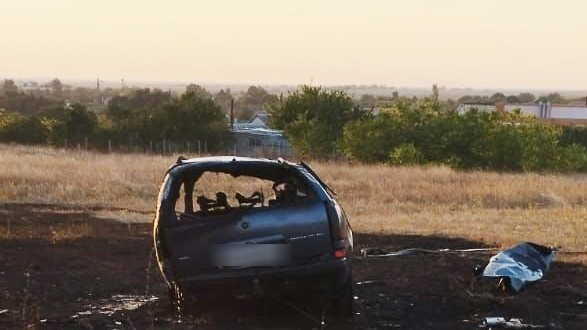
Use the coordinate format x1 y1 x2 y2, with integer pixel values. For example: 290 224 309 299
1 203 586 329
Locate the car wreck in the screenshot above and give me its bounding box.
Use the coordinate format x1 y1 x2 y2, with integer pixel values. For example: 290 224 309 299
153 156 353 315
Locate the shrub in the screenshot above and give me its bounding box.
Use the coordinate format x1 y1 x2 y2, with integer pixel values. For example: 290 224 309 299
388 143 424 165
340 104 587 172
557 144 587 172
0 110 47 144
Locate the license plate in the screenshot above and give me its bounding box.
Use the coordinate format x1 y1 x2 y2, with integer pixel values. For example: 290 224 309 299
211 244 291 267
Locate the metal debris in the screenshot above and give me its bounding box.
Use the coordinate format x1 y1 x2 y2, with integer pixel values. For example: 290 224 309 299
480 317 548 329
355 280 385 286
360 247 498 259
71 294 158 319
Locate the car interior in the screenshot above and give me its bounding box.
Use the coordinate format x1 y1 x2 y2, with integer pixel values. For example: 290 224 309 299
173 171 315 221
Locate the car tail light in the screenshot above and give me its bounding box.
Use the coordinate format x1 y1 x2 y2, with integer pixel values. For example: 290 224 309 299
334 248 346 259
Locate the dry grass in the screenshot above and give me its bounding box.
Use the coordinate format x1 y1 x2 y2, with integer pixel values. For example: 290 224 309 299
0 144 167 212
2 143 587 252
313 163 587 251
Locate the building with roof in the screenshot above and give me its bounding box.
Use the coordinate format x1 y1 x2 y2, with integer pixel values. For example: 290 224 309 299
457 99 587 125
230 111 293 158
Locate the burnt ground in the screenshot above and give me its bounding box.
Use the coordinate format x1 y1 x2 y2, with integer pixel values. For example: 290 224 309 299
1 203 587 329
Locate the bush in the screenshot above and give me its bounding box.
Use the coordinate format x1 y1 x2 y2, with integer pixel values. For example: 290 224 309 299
270 86 365 159
557 144 587 172
339 113 397 162
39 103 97 145
0 110 47 144
340 104 587 173
388 143 424 165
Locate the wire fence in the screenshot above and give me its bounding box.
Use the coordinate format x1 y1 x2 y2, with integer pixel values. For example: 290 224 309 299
58 137 294 158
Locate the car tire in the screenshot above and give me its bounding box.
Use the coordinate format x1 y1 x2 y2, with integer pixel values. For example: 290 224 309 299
330 273 353 318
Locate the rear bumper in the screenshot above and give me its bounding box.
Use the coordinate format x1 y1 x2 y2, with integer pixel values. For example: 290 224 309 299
174 258 351 296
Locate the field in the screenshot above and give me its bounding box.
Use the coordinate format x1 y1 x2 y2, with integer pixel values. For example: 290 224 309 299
1 144 587 329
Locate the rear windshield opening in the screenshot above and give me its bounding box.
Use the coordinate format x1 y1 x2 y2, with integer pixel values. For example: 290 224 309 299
174 171 315 217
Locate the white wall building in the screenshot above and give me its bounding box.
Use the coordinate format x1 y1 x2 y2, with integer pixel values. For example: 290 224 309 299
457 101 587 123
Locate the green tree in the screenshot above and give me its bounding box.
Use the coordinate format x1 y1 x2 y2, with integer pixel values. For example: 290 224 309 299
186 84 212 99
50 78 63 97
518 93 535 103
339 101 587 172
0 90 61 115
506 95 520 103
339 112 397 162
2 79 18 95
236 86 277 121
106 88 172 145
0 109 47 144
270 86 363 158
432 84 439 101
389 143 424 165
40 103 97 145
538 92 564 104
213 88 233 112
557 144 587 172
151 91 227 148
490 92 506 103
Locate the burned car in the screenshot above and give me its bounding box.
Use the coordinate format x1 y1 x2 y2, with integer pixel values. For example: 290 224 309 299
153 156 353 315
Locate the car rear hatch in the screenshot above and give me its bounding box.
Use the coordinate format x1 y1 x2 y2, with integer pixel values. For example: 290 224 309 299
161 201 333 279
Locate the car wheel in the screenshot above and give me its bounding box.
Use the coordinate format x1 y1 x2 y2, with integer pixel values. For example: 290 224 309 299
329 274 353 318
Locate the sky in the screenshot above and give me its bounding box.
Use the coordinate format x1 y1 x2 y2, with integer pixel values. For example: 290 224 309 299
1 0 586 89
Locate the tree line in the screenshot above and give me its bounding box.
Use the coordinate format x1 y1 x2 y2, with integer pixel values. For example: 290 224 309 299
340 104 587 172
269 87 587 172
0 80 280 151
0 85 228 151
3 78 587 172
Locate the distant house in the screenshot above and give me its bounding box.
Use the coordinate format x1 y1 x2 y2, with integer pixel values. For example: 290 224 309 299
232 112 268 130
457 101 587 125
230 111 293 158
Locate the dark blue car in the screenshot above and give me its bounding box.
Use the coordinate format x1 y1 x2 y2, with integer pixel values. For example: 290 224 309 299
153 156 353 316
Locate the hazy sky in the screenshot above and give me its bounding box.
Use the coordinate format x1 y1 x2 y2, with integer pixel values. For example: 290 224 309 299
2 0 586 89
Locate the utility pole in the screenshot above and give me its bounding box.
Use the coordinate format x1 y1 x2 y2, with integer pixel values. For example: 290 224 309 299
230 99 235 130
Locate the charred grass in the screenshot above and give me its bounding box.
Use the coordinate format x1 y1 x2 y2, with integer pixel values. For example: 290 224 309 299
1 205 586 329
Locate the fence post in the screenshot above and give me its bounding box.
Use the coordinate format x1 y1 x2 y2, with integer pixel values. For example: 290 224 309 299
150 141 153 153
187 141 191 154
204 141 208 154
64 139 68 149
198 140 201 155
108 140 112 153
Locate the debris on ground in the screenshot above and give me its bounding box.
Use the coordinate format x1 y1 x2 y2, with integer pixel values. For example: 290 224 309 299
480 316 549 329
355 280 385 286
360 246 498 259
478 242 555 293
